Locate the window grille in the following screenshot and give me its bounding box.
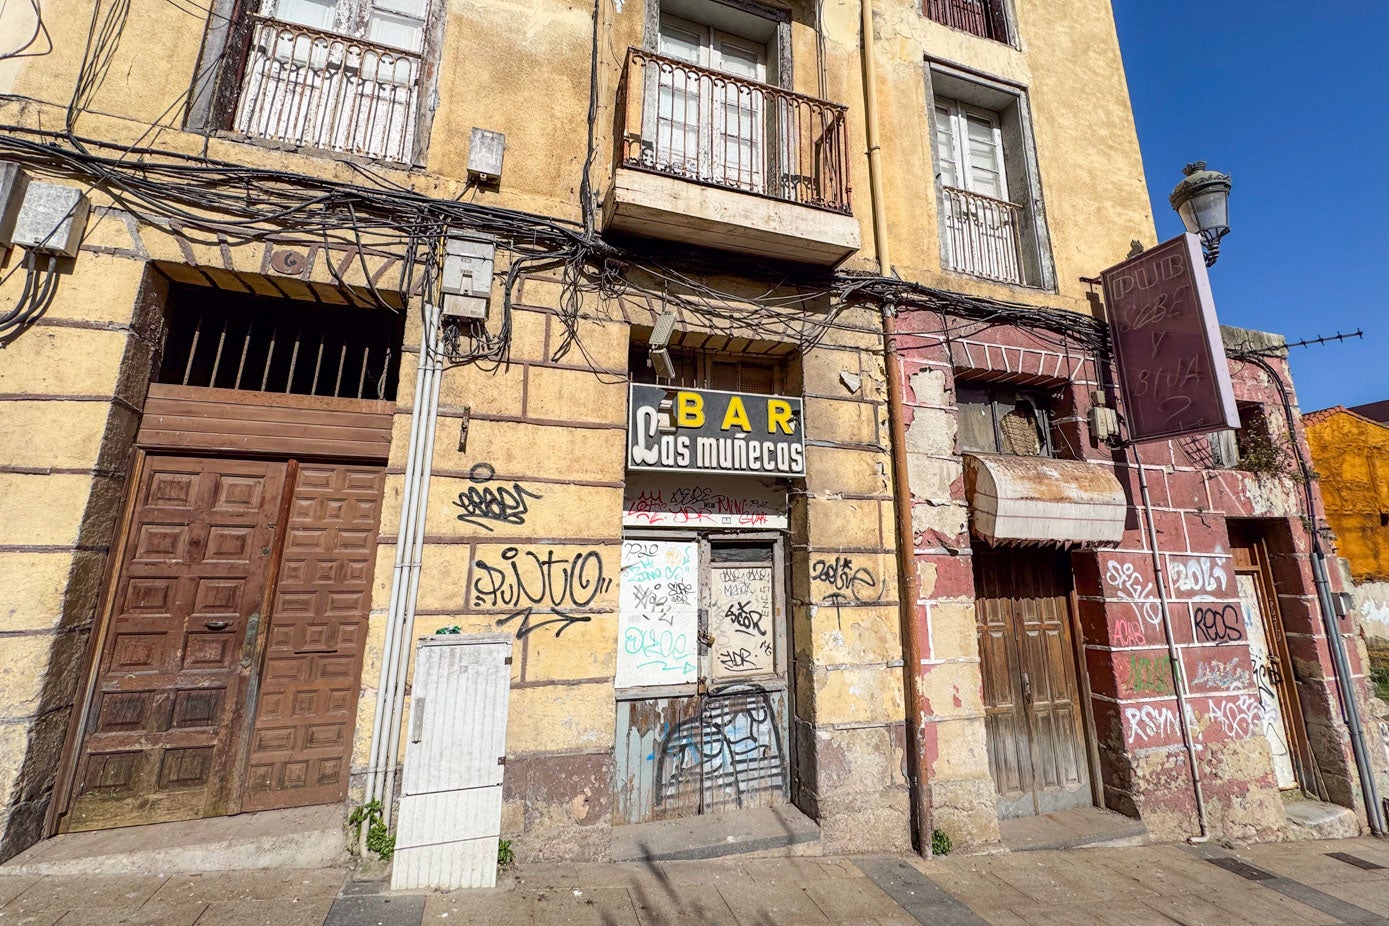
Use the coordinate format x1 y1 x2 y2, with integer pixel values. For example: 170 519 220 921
156 284 403 401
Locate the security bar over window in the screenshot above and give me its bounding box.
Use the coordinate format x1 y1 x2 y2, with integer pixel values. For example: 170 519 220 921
923 0 1009 43
229 0 429 162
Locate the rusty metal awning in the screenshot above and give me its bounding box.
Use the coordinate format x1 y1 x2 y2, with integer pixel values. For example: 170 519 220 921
964 453 1127 549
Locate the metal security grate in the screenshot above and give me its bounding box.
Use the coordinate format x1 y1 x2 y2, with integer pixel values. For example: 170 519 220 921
231 17 422 163
156 284 403 400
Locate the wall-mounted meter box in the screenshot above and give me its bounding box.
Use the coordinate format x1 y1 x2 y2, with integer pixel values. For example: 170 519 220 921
5 176 90 257
441 232 495 321
467 128 505 185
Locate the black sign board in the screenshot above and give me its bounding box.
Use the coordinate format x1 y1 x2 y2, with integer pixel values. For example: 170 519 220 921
627 384 806 478
1101 233 1239 443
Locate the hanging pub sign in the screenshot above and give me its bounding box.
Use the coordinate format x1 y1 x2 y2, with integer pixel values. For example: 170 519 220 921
1101 232 1239 443
627 384 806 478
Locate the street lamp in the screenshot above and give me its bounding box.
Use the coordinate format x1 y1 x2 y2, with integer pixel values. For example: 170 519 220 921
1168 161 1231 267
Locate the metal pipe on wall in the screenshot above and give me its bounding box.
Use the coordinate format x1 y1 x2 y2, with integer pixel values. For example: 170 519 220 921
365 299 443 828
860 0 933 854
383 307 444 820
1239 351 1385 835
1130 444 1210 840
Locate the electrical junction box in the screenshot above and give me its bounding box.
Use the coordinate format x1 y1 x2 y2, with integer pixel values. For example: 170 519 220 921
0 162 26 247
441 233 495 322
1088 403 1119 445
467 128 504 185
10 179 89 257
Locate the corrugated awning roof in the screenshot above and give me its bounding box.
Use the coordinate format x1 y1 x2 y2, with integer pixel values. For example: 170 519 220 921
964 453 1127 549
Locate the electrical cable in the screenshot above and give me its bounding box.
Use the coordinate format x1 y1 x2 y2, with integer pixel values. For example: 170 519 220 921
0 0 53 61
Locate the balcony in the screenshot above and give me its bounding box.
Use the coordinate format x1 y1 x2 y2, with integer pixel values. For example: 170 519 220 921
923 0 1010 43
230 16 421 163
940 186 1026 285
604 48 860 265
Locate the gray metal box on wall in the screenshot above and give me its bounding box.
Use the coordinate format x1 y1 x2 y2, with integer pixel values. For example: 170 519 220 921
391 633 512 891
9 180 89 257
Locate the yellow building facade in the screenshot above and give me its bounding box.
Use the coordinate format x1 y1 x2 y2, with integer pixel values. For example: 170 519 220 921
0 0 1243 866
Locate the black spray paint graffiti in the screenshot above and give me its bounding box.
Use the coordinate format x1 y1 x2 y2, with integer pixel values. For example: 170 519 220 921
472 546 612 639
724 601 766 637
655 684 784 810
1193 604 1244 644
453 463 542 532
811 556 884 604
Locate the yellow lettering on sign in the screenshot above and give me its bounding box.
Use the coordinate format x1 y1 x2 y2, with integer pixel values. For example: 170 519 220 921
676 392 704 428
767 399 793 435
721 396 751 432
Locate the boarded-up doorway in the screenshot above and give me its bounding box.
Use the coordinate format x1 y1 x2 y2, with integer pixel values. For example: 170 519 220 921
974 547 1093 818
613 534 791 824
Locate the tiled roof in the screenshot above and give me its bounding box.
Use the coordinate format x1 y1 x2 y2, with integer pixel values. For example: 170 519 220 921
1304 404 1389 431
1302 406 1347 427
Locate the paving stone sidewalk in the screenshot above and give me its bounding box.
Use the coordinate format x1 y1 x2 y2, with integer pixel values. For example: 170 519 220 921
2 836 1387 925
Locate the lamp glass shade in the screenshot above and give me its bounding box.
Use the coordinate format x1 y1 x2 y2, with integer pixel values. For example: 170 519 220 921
1177 187 1229 236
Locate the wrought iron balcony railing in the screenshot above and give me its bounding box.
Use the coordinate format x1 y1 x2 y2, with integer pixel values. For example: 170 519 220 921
231 16 421 163
941 186 1026 285
923 0 1009 43
617 48 852 215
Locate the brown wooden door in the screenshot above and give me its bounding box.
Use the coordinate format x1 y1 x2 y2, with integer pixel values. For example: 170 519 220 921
241 463 384 810
69 457 286 831
975 548 1091 818
1228 526 1316 792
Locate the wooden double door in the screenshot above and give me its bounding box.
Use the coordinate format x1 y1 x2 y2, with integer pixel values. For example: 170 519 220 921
974 548 1093 819
66 453 384 831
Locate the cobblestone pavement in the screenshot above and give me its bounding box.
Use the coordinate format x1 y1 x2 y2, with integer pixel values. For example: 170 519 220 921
1 837 1387 925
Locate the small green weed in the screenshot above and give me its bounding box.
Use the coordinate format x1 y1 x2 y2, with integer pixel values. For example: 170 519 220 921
349 800 396 862
930 828 952 856
497 838 515 871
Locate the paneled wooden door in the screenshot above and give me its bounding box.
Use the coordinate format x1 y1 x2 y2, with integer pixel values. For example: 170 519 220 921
974 548 1092 819
69 456 287 831
68 455 384 831
241 463 384 811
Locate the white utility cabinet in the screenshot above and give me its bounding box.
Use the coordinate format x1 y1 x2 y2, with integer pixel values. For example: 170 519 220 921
391 633 512 890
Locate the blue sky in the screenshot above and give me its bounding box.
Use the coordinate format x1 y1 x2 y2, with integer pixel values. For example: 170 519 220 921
1111 1 1388 412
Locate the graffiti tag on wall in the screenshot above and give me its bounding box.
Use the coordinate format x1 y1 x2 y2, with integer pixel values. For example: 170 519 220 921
453 463 542 532
1104 559 1161 628
710 566 775 679
1167 552 1230 596
656 685 784 811
616 540 698 686
472 546 612 639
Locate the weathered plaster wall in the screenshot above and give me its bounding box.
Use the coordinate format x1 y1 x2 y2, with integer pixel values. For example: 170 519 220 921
1 0 1155 305
352 271 910 860
0 0 1217 859
0 244 161 858
1306 411 1389 584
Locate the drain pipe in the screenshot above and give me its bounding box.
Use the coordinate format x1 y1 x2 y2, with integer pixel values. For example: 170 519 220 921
1240 352 1385 835
1309 534 1386 834
1129 444 1210 841
366 298 444 827
859 0 932 854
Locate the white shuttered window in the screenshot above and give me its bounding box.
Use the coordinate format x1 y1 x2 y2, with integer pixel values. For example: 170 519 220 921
935 97 1025 284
